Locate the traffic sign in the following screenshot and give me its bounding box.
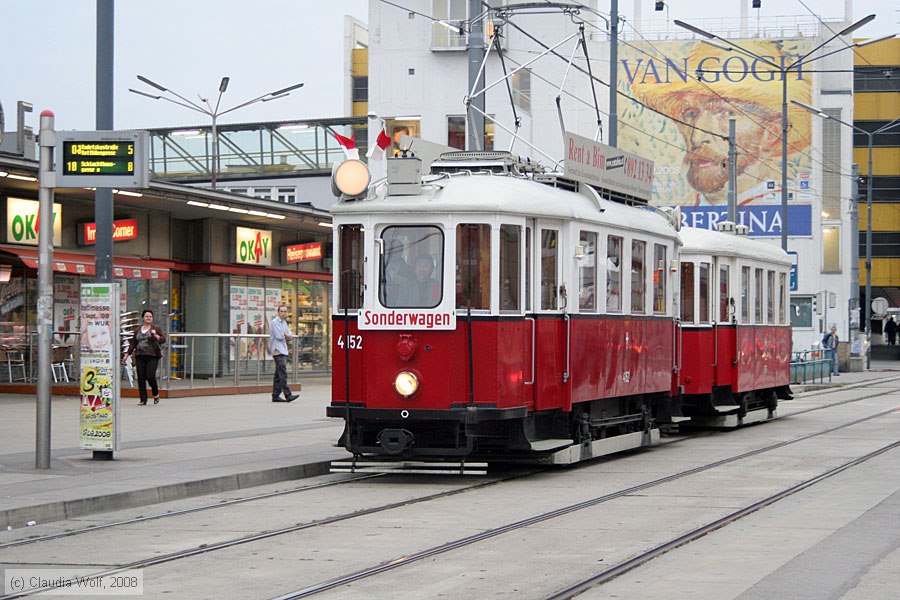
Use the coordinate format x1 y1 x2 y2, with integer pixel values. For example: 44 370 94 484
55 130 149 188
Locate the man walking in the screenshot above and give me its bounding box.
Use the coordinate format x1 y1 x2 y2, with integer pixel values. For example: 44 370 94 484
822 324 839 376
269 305 299 402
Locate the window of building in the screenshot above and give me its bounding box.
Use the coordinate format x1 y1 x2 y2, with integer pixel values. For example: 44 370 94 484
698 262 710 323
447 115 495 151
351 76 368 103
653 244 667 314
719 264 730 322
432 0 467 48
754 268 764 323
607 235 622 312
790 296 813 328
338 224 364 309
822 108 842 219
741 266 750 324
380 225 444 309
579 231 597 312
277 187 296 203
253 188 272 200
541 229 558 310
385 118 421 156
823 225 841 272
681 262 694 323
631 240 646 314
500 224 521 312
457 224 491 309
511 69 531 114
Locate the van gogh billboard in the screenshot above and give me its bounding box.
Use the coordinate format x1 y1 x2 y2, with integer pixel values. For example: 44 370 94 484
618 38 814 237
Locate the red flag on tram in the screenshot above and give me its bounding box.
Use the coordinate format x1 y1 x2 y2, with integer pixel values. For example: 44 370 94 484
366 128 391 160
332 131 360 160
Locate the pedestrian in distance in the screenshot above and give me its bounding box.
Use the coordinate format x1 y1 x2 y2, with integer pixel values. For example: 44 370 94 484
122 309 166 405
885 316 897 346
269 304 299 403
822 324 839 376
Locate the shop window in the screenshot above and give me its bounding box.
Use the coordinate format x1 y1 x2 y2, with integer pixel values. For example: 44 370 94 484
579 231 597 312
338 224 364 310
381 225 444 309
681 262 694 323
541 229 558 310
631 240 646 314
447 115 495 151
607 235 622 312
653 244 667 314
500 225 521 312
456 224 490 309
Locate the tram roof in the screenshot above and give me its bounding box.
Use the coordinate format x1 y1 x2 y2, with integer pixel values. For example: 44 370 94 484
679 226 791 266
331 173 677 239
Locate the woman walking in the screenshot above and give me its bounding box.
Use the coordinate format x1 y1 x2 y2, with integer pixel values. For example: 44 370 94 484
122 309 166 405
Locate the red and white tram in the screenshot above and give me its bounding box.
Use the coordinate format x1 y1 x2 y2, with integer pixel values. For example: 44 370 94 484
327 152 791 465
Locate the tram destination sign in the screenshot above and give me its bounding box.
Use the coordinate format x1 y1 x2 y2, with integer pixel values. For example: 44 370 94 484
55 130 149 188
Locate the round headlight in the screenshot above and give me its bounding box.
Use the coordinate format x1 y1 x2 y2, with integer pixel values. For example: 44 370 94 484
393 371 419 398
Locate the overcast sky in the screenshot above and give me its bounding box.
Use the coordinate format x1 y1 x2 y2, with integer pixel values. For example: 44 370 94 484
1 0 895 133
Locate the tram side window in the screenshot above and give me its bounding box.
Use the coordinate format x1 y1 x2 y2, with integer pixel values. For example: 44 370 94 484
607 235 622 312
681 262 695 322
579 231 597 312
380 225 444 309
767 270 776 324
778 272 787 324
698 262 710 323
541 229 558 310
338 224 364 310
525 227 532 312
741 266 750 324
457 224 491 309
719 264 730 322
653 244 667 314
754 268 764 323
500 225 521 312
632 240 646 314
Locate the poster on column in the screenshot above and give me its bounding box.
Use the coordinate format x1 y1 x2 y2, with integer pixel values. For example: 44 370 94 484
79 283 120 451
246 286 265 360
229 285 247 361
53 275 79 342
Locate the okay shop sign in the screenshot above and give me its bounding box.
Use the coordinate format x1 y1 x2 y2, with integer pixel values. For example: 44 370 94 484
235 226 272 266
6 197 62 246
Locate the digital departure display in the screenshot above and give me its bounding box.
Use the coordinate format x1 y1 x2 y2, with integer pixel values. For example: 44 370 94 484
62 141 135 176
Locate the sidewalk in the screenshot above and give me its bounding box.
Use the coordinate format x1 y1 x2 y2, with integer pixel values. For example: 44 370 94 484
2 364 900 531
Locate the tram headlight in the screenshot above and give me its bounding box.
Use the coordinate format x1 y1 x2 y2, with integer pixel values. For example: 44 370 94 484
393 371 419 398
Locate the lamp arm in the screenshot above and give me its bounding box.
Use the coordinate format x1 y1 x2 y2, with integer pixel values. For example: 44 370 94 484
155 95 212 116
159 88 209 114
874 118 900 135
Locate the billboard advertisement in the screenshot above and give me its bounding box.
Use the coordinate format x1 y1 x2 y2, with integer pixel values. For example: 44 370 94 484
617 38 815 237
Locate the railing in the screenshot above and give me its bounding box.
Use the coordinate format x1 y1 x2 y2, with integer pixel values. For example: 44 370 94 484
790 349 833 385
0 331 326 390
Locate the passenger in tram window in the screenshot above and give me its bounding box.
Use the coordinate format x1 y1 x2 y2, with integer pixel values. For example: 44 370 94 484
383 240 414 306
407 254 440 307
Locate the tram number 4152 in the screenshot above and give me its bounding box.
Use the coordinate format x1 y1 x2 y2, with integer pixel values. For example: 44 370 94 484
337 335 363 350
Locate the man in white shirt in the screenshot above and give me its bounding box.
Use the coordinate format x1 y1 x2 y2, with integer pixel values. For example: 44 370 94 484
269 305 299 402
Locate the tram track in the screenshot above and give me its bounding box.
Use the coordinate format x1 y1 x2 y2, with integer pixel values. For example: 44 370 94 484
1 389 895 599
267 405 898 599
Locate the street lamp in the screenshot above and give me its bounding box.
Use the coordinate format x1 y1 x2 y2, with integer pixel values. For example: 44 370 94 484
129 77 304 188
675 15 881 251
793 99 900 369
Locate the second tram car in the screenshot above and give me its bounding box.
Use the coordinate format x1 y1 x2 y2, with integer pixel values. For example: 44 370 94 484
327 151 792 465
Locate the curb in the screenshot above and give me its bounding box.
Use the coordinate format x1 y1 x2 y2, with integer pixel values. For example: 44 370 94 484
1 460 333 530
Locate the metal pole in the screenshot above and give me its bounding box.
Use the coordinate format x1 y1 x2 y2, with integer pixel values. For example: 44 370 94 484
211 114 219 189
467 0 485 151
36 111 55 470
608 0 619 147
728 116 737 223
94 0 115 460
780 70 789 251
865 133 873 369
849 164 860 357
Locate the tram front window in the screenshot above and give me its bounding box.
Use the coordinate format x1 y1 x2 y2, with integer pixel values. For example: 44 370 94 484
380 225 444 309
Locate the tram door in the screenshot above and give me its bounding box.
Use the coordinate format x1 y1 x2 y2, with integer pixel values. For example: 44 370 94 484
531 220 569 411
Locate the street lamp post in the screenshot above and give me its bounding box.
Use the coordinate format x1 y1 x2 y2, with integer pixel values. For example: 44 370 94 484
129 77 304 188
674 16 884 252
793 100 900 369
